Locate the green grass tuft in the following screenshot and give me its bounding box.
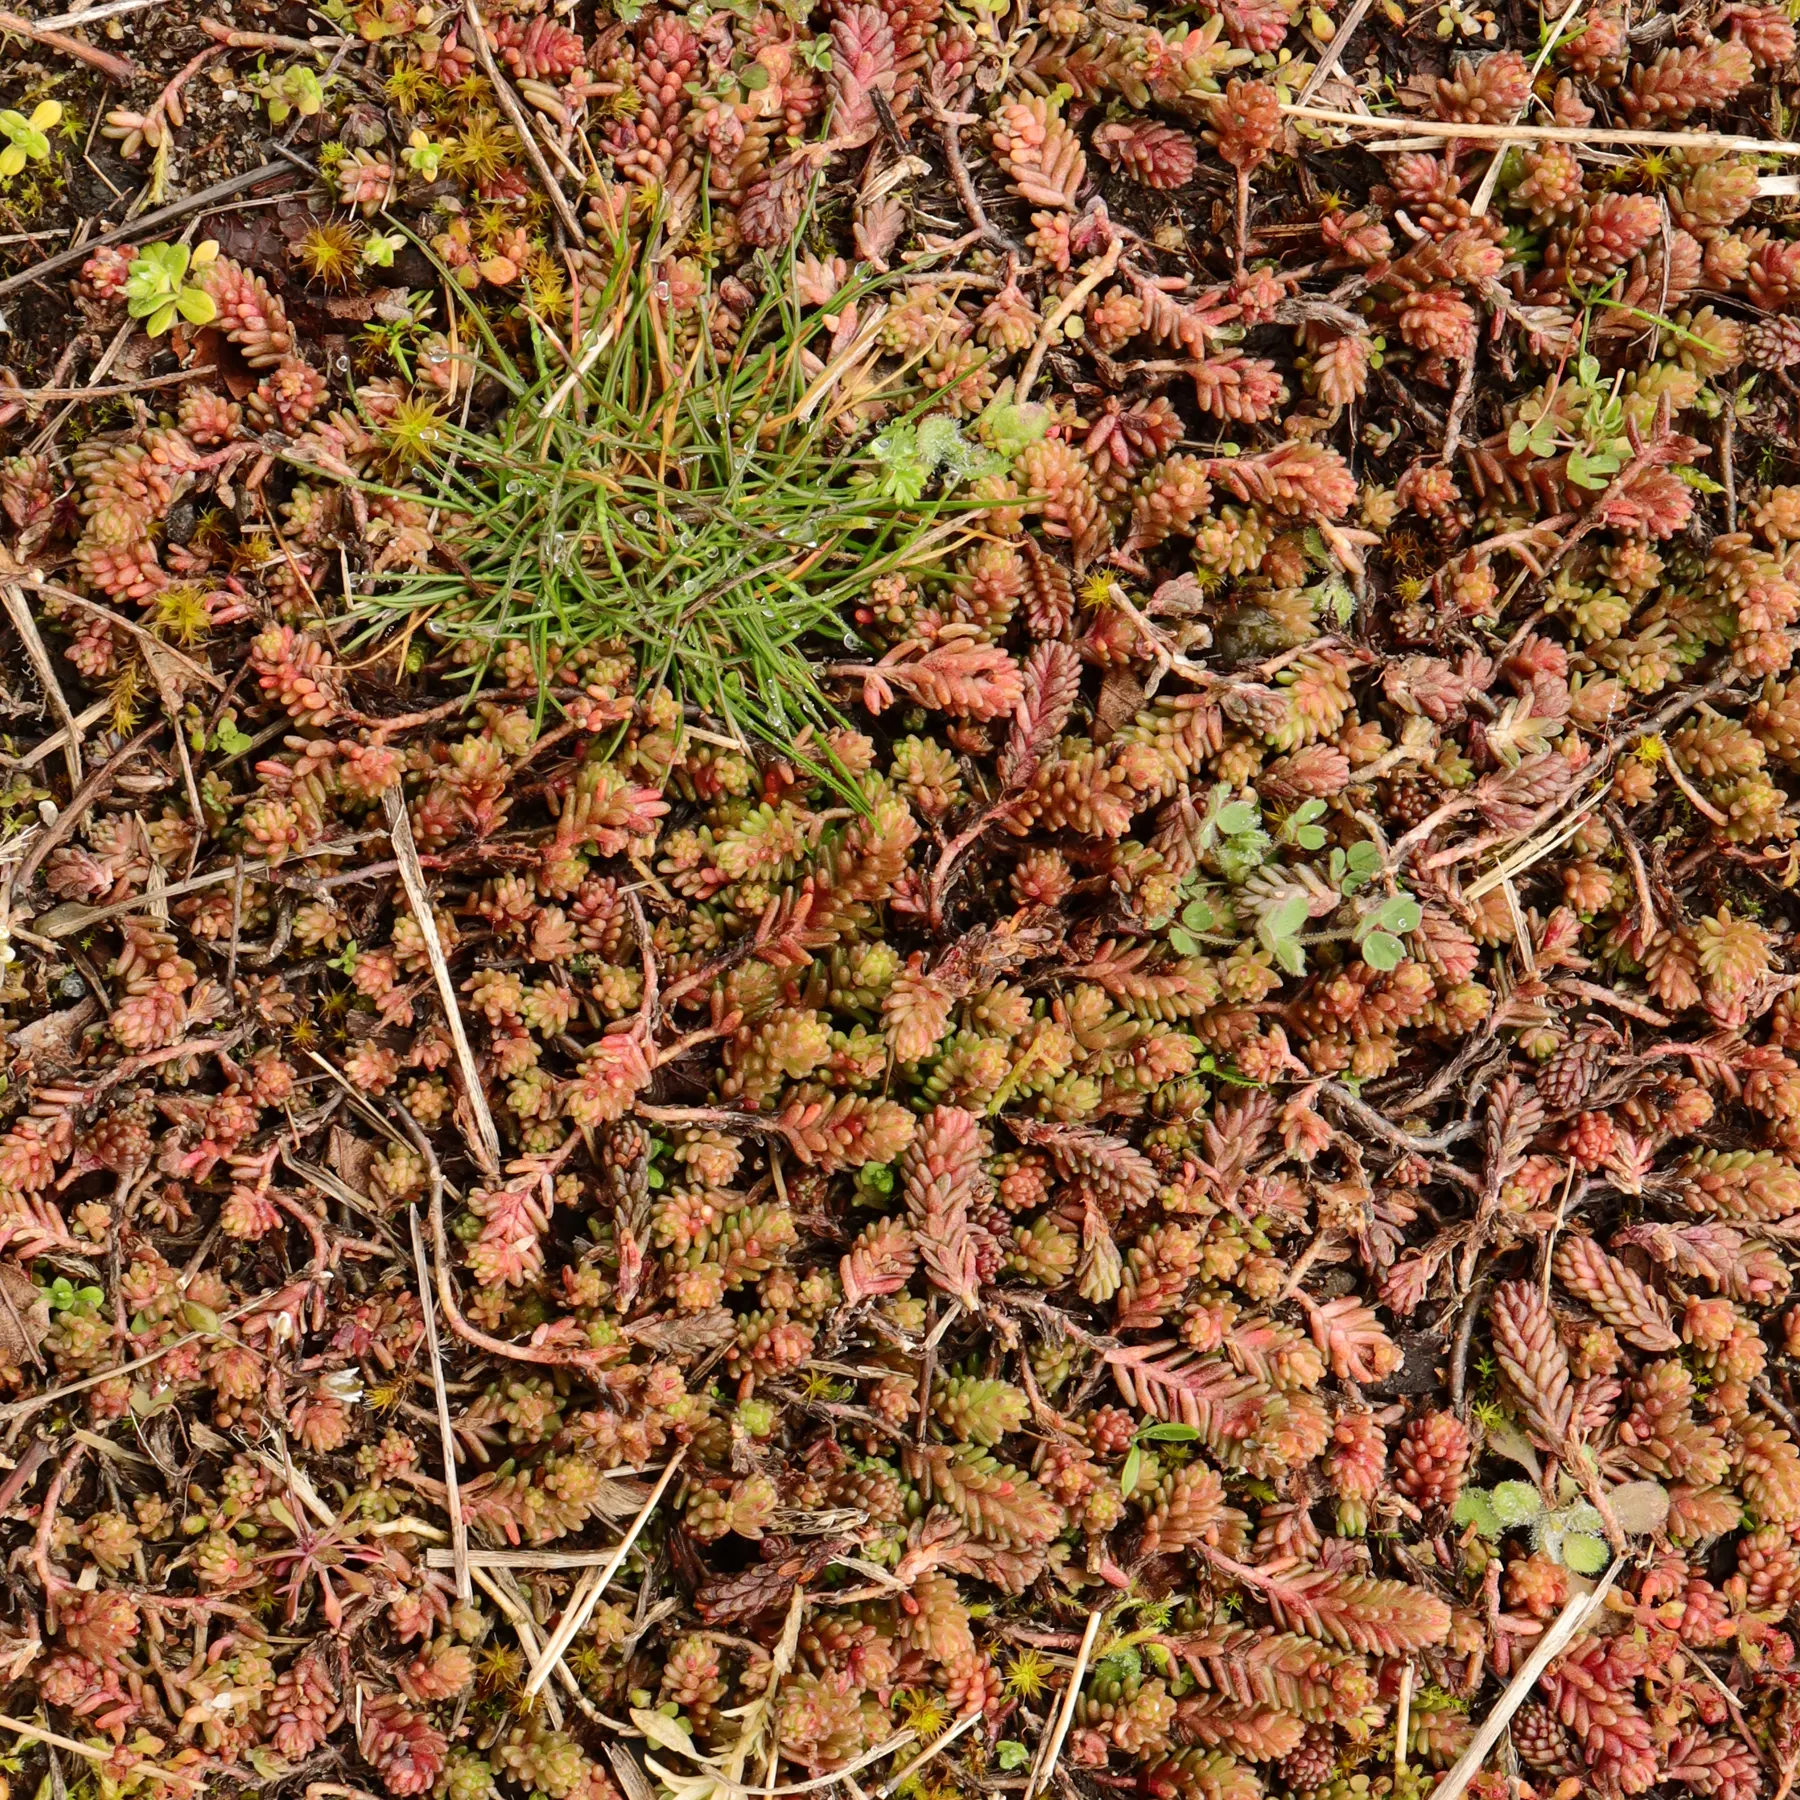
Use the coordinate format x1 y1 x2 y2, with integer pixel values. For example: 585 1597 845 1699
359 213 985 771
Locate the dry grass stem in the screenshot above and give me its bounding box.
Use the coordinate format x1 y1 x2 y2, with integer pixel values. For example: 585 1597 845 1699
875 1713 983 1800
520 1444 687 1698
1025 1608 1104 1800
1429 1560 1622 1800
410 1204 470 1601
383 788 503 1176
1285 102 1800 153
1295 0 1376 106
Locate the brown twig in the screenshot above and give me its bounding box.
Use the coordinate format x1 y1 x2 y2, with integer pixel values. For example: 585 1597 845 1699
1440 345 1478 466
1284 101 1800 154
925 799 1022 931
1466 0 1592 216
10 723 162 902
2 365 218 402
23 578 226 691
1 581 83 792
9 699 107 772
1449 1271 1493 1417
1017 237 1124 402
197 20 349 53
1722 405 1738 533
1550 974 1669 1027
345 692 479 736
1427 1562 1623 1800
0 1275 307 1430
1024 1609 1104 1800
463 0 587 244
1754 1379 1800 1442
1320 1080 1477 1157
1603 800 1660 940
0 1438 53 1512
0 163 298 301
0 1715 123 1765
394 1104 613 1372
31 1442 86 1592
520 1446 687 1698
880 1713 984 1800
1295 0 1375 103
0 7 138 80
1659 736 1731 826
89 1031 245 1097
930 104 1019 254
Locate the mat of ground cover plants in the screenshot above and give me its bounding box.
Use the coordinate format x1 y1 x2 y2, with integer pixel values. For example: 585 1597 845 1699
12 0 1800 1798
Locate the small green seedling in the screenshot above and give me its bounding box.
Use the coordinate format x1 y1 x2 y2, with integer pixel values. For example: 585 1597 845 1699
1258 890 1312 977
0 100 61 178
1166 891 1220 958
1121 1420 1200 1499
1278 797 1330 850
855 1161 896 1203
1506 351 1629 491
1454 1477 1665 1573
865 414 994 504
1329 839 1383 893
44 1275 103 1314
363 231 404 269
1181 784 1271 884
1355 892 1422 972
401 128 445 179
210 713 254 757
973 394 1050 460
126 240 220 336
255 63 324 126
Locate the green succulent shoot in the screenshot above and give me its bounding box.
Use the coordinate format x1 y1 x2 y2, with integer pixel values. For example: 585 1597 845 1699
43 1274 103 1314
401 127 445 179
126 240 220 337
256 63 325 126
0 100 62 178
362 231 404 269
